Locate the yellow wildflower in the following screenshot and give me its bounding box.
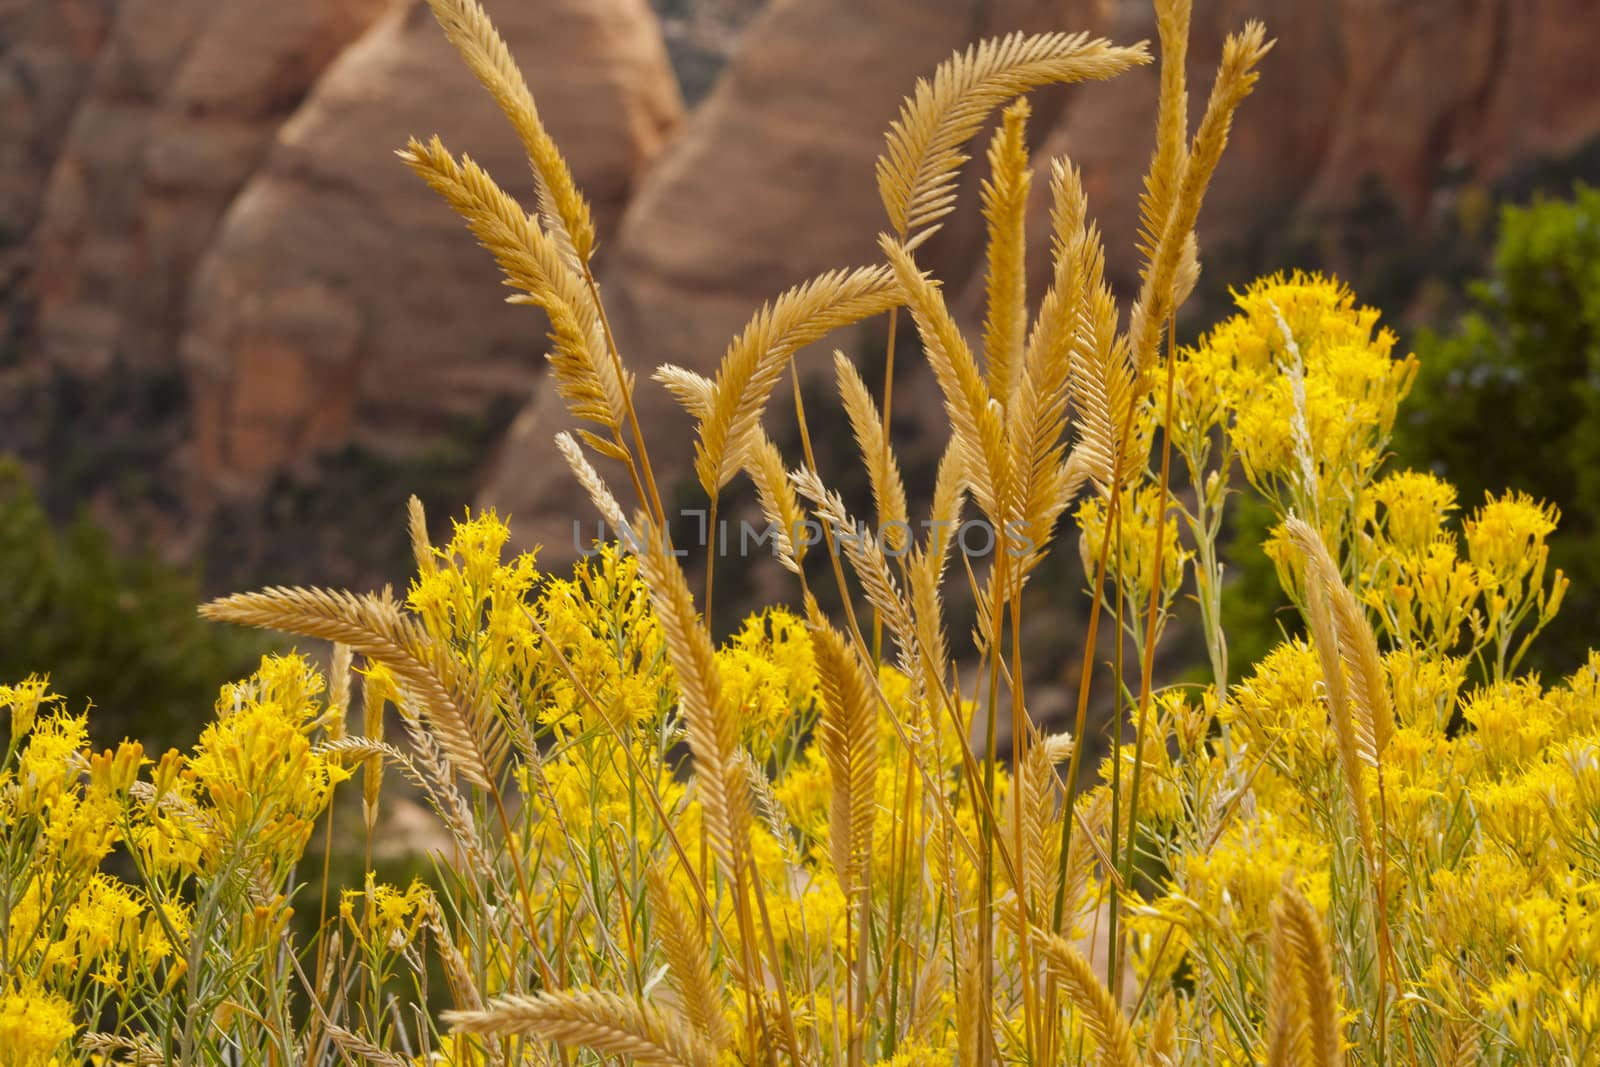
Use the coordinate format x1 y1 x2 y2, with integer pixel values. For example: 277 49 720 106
15 711 87 815
1224 640 1333 775
718 608 817 760
1461 679 1559 776
1077 483 1190 607
1465 491 1559 589
0 675 61 741
1176 810 1330 938
537 544 667 734
408 508 540 688
346 878 434 951
0 982 75 1066
1384 648 1467 732
189 654 349 861
60 874 145 977
1371 469 1457 557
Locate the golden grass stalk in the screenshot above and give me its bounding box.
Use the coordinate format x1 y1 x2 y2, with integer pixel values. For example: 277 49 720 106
1058 787 1111 936
907 545 953 706
1013 732 1072 924
876 31 1151 248
792 469 918 672
881 238 1010 524
1265 897 1311 1067
654 364 807 572
78 1032 164 1066
322 1025 410 1067
653 363 715 418
1269 878 1346 1067
313 736 395 840
1147 993 1180 1067
693 266 903 496
421 0 595 267
1067 305 1134 496
813 619 880 1066
327 642 351 740
1315 551 1395 761
1286 517 1388 866
747 436 808 574
555 430 626 531
903 441 967 699
423 897 486 1012
812 623 880 897
924 438 969 568
955 933 987 1066
631 515 750 882
646 865 732 1055
908 945 948 1043
835 351 910 552
980 98 1033 409
444 991 715 1067
406 495 435 578
399 135 627 438
1034 927 1140 1067
1135 0 1192 266
199 587 506 790
1010 159 1098 570
1127 21 1272 373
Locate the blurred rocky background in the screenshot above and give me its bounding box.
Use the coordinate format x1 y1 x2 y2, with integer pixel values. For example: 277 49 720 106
4 0 1600 733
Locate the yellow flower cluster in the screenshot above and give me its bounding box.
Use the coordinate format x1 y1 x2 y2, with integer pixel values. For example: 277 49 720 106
0 981 75 1066
1 654 345 1061
1139 270 1595 1062
534 542 668 735
717 608 819 762
8 249 1599 1062
342 878 435 951
1172 271 1418 549
190 654 350 861
1076 482 1192 621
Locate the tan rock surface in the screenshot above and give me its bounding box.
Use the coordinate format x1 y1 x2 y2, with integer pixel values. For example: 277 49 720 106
0 0 116 285
178 0 683 499
477 0 1110 561
7 0 1600 590
481 0 1600 565
27 0 395 377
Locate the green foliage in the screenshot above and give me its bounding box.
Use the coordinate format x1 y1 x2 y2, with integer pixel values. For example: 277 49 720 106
0 458 264 750
1218 493 1296 679
1394 183 1600 673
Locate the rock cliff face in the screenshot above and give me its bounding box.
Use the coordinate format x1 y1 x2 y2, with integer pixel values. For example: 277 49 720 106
478 0 1600 562
3 0 683 578
648 0 765 104
24 0 396 377
0 0 115 276
4 0 1599 585
178 0 682 492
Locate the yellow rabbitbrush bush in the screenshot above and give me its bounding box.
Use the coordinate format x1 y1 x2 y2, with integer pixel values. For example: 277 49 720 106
3 0 1598 1064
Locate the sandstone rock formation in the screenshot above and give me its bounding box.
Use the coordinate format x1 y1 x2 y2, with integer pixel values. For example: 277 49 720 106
478 0 1111 561
0 0 116 286
648 0 766 105
6 0 1600 591
479 0 1600 566
178 0 683 500
1068 0 1600 271
26 0 396 377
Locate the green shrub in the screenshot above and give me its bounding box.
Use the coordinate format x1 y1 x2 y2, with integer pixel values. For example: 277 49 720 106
0 458 264 750
1394 183 1600 674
